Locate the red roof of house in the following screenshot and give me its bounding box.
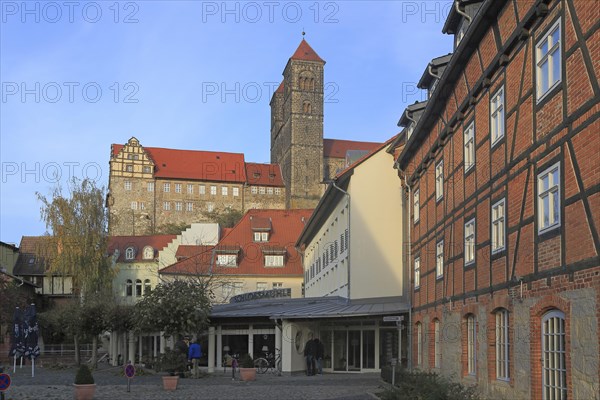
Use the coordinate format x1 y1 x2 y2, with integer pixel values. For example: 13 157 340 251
112 144 247 183
175 245 213 260
108 235 176 263
245 163 285 187
160 209 313 276
290 39 325 63
323 138 383 159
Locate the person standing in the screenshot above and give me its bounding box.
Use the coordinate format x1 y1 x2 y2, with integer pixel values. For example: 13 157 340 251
314 337 324 375
304 337 316 376
188 339 202 378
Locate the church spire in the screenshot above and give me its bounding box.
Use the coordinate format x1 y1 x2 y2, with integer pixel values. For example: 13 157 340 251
290 38 325 63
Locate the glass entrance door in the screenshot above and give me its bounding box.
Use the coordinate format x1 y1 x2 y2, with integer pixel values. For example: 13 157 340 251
333 331 347 371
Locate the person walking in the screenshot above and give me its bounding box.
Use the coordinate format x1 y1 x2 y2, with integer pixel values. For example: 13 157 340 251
188 339 202 378
314 337 324 375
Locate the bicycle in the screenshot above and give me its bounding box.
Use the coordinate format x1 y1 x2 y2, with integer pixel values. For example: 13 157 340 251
254 348 281 375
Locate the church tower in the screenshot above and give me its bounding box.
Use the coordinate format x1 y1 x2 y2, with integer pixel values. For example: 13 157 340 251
270 39 325 209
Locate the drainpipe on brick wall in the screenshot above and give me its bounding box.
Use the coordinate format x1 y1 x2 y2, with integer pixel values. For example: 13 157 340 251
330 180 350 303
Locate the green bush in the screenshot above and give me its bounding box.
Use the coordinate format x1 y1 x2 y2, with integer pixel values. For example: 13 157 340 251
380 368 479 400
239 353 254 368
74 364 94 384
157 349 188 376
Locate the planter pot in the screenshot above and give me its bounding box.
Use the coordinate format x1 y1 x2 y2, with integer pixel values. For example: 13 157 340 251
74 383 96 400
162 375 179 390
239 367 256 381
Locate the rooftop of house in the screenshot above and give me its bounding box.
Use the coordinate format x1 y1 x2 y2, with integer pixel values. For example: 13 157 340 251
108 234 177 263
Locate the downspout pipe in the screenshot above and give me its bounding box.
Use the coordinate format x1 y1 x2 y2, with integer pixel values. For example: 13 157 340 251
455 0 472 23
427 64 441 80
330 180 350 303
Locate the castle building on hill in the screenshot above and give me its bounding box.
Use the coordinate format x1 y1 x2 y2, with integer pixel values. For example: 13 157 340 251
107 39 381 235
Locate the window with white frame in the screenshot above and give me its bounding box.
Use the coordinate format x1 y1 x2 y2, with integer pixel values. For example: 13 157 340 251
492 199 506 253
125 164 133 172
163 183 170 192
259 186 266 195
210 186 217 195
436 160 444 200
187 184 193 194
216 254 237 267
254 232 269 242
199 185 206 195
251 186 258 194
414 257 421 288
222 186 228 196
163 202 171 211
417 322 423 366
536 21 561 100
232 187 239 197
542 310 567 399
267 187 274 195
275 188 281 195
207 203 214 212
175 202 182 211
434 320 441 368
175 183 182 193
414 189 420 223
143 166 151 174
143 246 154 260
496 309 510 380
186 202 193 212
491 86 505 145
130 201 138 210
272 282 283 289
256 282 268 291
135 279 142 297
464 122 475 172
125 279 133 296
464 219 475 266
436 240 444 278
467 314 476 375
124 181 132 191
265 255 284 267
147 182 154 192
125 247 135 260
538 162 560 233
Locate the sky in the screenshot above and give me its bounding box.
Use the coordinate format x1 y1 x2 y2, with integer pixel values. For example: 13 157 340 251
0 0 453 245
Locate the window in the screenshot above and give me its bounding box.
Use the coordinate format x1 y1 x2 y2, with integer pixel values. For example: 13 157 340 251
140 202 145 210
175 184 182 193
207 203 214 212
414 257 421 288
135 279 142 297
265 255 284 267
130 201 138 210
144 279 151 294
222 282 243 298
267 187 274 195
143 166 151 174
275 188 281 195
163 183 170 192
464 219 475 266
124 181 132 191
143 246 153 260
199 185 206 195
187 184 193 194
216 254 237 267
492 199 506 253
210 186 217 195
254 232 269 242
163 202 171 211
416 322 423 366
125 164 133 172
186 202 193 212
125 247 135 260
542 310 567 399
538 162 561 233
467 315 476 375
233 187 239 197
434 320 441 368
436 240 444 278
496 309 510 380
464 122 475 172
175 202 182 211
435 160 444 201
272 282 283 289
414 189 420 223
222 186 228 196
257 282 268 291
251 186 258 194
406 122 415 140
126 279 133 296
147 182 154 192
259 186 266 194
491 86 505 145
536 21 561 100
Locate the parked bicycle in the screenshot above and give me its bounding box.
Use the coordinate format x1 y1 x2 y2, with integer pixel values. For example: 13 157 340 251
254 348 282 375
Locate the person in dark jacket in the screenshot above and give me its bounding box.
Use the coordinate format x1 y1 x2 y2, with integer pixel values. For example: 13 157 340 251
304 337 316 375
314 337 324 375
188 339 202 378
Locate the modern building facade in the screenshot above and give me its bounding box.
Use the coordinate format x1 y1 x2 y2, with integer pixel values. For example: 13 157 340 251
395 1 600 398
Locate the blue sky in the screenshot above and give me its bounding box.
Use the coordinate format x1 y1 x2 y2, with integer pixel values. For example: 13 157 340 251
0 0 453 244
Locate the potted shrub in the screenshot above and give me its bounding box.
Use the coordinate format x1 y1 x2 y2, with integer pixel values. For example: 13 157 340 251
157 349 187 390
238 353 256 381
74 364 96 400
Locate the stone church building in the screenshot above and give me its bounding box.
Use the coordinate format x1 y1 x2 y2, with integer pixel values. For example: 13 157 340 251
108 39 381 235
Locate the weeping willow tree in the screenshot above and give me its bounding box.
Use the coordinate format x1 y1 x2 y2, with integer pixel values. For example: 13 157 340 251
37 178 114 365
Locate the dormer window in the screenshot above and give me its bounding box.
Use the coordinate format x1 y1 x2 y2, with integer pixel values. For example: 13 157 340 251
216 254 237 267
254 232 269 242
406 122 415 140
265 255 284 267
125 247 135 260
143 246 154 260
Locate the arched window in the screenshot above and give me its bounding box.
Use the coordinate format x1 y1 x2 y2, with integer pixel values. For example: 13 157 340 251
298 77 305 90
309 78 315 91
466 314 476 375
125 279 133 296
135 279 142 297
144 279 151 294
542 310 566 399
143 246 154 260
416 322 423 366
303 101 312 114
125 247 135 260
434 319 441 368
495 309 510 380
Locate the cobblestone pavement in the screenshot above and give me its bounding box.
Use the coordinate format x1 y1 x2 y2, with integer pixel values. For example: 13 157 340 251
1 364 387 400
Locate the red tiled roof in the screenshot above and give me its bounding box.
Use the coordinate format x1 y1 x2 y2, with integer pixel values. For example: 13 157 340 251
323 138 383 159
245 163 285 187
175 245 213 260
14 236 55 276
275 82 284 93
108 235 176 263
161 209 313 276
290 39 325 63
250 216 272 231
112 144 247 183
